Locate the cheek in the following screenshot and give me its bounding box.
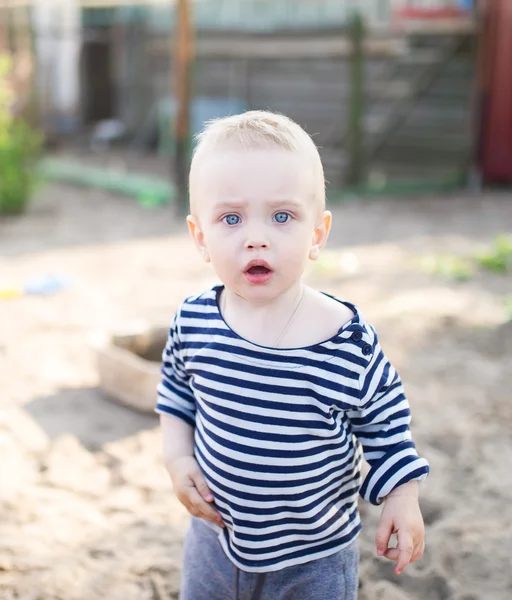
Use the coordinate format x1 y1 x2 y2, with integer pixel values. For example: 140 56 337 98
203 229 238 261
279 231 311 265
285 225 315 253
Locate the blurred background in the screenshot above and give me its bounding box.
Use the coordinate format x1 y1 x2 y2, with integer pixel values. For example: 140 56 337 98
1 1 511 599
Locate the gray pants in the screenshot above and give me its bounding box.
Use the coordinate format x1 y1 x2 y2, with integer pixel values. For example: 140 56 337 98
179 517 359 600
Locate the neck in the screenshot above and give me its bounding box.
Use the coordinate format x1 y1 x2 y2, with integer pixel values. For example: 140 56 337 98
220 282 306 348
223 282 304 316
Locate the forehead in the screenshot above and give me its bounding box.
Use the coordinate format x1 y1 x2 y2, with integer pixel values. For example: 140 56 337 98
190 147 317 209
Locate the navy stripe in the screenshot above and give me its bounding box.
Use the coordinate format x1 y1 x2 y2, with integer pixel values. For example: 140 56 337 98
155 404 195 428
196 416 349 459
232 500 357 543
348 393 406 426
191 369 360 408
226 512 361 565
195 437 354 491
355 422 411 440
195 401 341 445
195 425 354 475
182 340 366 375
227 483 361 530
196 444 355 503
189 353 361 388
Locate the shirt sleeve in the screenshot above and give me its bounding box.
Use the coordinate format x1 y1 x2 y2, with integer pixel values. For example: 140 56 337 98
347 331 429 505
155 308 196 427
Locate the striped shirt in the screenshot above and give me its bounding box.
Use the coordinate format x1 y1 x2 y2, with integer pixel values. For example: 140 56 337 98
156 285 429 572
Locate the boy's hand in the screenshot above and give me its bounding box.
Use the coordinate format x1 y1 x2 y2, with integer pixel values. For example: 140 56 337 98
375 481 424 576
167 456 225 528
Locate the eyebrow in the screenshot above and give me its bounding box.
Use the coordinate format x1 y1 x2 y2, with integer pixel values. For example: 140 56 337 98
213 201 246 212
213 199 304 212
267 199 303 209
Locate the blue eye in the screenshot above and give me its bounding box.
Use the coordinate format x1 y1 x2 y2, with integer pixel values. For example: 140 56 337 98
223 214 241 225
273 212 290 223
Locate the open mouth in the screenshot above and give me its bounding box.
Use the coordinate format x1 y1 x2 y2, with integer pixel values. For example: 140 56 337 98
246 265 271 275
244 260 273 283
244 260 272 274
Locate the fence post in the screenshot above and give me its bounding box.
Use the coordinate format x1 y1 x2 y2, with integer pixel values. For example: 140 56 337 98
173 0 194 215
0 5 8 54
347 12 366 185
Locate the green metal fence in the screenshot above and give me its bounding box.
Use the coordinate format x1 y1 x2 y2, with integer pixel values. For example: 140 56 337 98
83 0 467 31
83 0 392 30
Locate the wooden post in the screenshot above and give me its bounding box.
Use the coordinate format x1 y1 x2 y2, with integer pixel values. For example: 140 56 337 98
0 0 11 54
11 4 35 120
471 0 488 185
0 15 6 55
173 0 194 215
347 12 366 185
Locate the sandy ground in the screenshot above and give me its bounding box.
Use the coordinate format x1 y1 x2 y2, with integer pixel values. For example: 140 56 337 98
1 177 511 600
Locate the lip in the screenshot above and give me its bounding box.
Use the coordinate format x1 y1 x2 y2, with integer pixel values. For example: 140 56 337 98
243 259 273 273
243 259 273 285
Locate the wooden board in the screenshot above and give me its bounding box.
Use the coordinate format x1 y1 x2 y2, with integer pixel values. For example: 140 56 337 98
149 32 407 59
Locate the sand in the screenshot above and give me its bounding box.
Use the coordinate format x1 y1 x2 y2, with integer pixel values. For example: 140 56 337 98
1 178 511 600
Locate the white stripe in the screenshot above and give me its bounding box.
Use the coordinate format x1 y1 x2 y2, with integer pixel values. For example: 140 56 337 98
356 429 412 447
228 506 355 553
374 458 430 501
194 410 344 453
195 431 354 489
196 454 359 512
196 417 352 470
191 376 357 420
188 354 361 393
217 494 359 537
195 389 346 439
223 514 361 563
218 522 361 573
363 446 419 499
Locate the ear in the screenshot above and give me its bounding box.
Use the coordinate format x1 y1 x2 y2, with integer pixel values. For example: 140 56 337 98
187 215 211 263
309 210 332 261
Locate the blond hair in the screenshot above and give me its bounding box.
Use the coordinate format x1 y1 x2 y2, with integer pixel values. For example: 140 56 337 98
189 110 325 212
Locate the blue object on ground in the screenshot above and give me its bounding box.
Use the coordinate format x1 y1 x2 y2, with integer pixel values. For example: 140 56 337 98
24 274 71 296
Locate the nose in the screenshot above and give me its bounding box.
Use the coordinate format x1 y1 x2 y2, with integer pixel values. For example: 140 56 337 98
244 235 269 250
244 224 269 250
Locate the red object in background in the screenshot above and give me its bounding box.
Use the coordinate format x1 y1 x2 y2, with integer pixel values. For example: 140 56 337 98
391 6 470 31
397 7 468 19
480 0 512 182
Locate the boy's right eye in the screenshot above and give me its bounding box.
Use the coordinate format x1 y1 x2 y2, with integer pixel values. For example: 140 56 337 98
223 214 241 225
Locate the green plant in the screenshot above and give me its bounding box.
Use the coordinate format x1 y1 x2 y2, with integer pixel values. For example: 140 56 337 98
476 235 512 274
419 253 474 282
0 55 43 215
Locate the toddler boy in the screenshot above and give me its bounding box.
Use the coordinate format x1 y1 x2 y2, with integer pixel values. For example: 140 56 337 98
156 111 429 600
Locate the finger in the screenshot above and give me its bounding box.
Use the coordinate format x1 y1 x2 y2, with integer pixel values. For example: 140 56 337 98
384 540 425 565
382 547 400 561
410 541 425 563
187 488 224 527
375 517 393 556
395 533 414 575
189 469 215 502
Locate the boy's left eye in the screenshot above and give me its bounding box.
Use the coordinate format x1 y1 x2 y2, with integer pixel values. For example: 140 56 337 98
273 212 291 223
